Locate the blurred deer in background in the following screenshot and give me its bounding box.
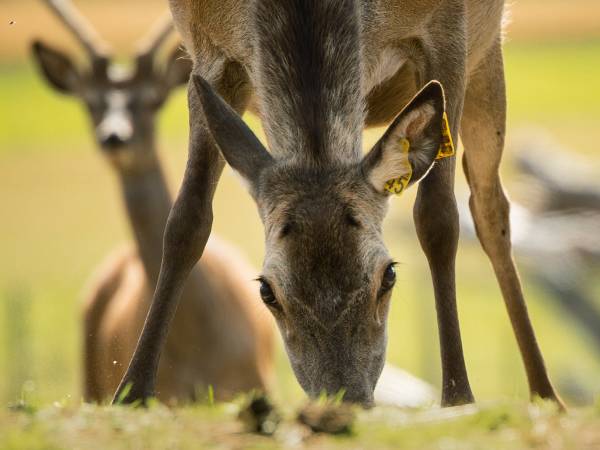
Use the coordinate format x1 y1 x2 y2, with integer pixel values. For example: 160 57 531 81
31 0 274 403
114 0 564 408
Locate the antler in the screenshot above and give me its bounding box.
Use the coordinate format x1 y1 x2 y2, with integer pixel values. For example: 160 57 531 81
41 0 110 64
135 11 175 69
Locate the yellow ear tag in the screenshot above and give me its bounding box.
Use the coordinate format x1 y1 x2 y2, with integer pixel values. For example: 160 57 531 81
383 137 412 195
436 111 455 160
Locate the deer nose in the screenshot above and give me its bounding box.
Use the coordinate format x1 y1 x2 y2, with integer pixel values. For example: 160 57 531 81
311 385 374 407
97 113 133 150
340 388 374 408
313 373 374 407
100 132 126 150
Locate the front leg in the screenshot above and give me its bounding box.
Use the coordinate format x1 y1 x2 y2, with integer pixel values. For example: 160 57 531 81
412 12 474 406
112 61 251 404
414 157 473 406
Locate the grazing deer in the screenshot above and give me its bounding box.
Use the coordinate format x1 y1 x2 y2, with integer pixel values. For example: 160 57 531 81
32 0 274 403
114 0 564 408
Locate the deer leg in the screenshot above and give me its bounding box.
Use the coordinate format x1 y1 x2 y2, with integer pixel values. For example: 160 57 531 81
413 29 474 406
112 61 251 404
414 156 474 406
460 42 564 408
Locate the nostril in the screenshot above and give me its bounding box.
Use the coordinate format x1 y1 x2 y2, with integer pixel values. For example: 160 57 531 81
101 133 125 150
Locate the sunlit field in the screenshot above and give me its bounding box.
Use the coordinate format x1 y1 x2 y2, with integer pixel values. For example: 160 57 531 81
1 0 600 447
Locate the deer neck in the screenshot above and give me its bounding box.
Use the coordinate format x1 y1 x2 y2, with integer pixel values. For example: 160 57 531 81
117 147 172 286
117 147 229 346
254 0 364 165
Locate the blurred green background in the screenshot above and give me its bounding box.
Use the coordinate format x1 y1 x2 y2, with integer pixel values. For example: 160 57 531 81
1 0 599 407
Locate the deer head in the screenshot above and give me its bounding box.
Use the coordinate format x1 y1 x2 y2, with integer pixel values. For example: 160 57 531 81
31 1 191 172
195 71 446 404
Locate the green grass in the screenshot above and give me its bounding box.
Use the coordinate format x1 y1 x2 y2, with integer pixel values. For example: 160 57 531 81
1 38 600 423
1 400 599 449
504 40 600 155
505 40 600 119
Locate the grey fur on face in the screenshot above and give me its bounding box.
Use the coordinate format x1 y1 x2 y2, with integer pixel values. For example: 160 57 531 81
256 163 393 403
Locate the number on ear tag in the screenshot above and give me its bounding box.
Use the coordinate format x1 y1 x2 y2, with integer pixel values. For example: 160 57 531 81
436 111 455 160
383 138 413 195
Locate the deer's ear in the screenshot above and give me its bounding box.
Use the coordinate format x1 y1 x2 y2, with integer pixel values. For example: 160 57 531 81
164 45 192 90
193 74 273 187
362 81 448 195
31 40 80 94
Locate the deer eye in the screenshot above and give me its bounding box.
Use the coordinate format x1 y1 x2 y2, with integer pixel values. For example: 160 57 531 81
345 212 360 228
259 278 278 307
380 263 396 294
280 222 294 238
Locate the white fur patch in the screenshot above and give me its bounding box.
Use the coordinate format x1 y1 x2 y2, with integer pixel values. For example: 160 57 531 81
369 140 411 193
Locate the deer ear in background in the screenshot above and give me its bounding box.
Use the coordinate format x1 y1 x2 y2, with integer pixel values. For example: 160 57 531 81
31 40 81 94
164 45 192 90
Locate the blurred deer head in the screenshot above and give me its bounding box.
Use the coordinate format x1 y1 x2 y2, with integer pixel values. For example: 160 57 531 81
31 0 191 171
